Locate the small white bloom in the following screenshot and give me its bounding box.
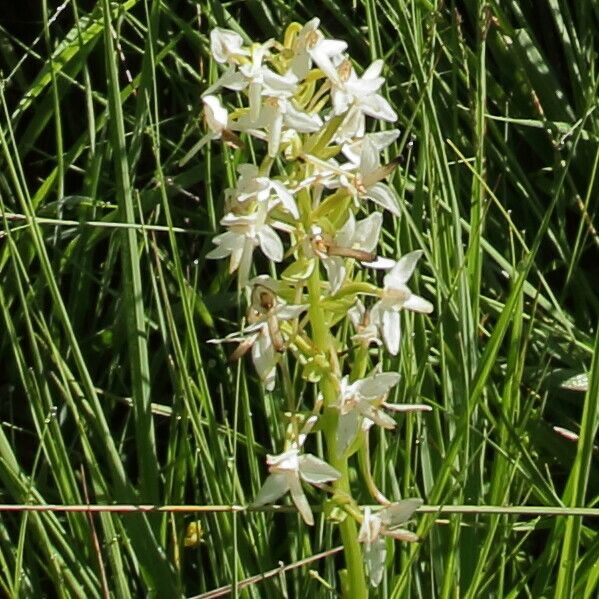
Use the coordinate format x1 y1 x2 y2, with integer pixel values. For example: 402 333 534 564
210 27 249 64
206 204 284 286
359 499 423 586
370 250 433 355
332 59 398 142
227 164 299 218
336 372 399 456
319 212 383 292
348 300 382 347
342 129 400 164
340 137 401 216
253 434 340 525
290 18 347 82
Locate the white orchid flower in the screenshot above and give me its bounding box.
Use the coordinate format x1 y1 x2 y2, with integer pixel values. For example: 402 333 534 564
336 372 430 456
206 204 284 286
253 417 341 525
317 212 383 292
338 137 401 216
342 129 400 164
332 59 398 142
179 95 237 166
289 18 347 82
211 287 306 389
370 250 433 355
227 164 298 218
348 300 382 347
359 499 423 586
210 27 249 64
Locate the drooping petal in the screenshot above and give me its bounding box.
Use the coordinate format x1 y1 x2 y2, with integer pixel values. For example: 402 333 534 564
365 182 400 216
270 180 299 218
364 538 387 587
402 293 434 314
253 472 290 506
354 212 383 253
382 308 401 355
257 226 284 262
322 256 346 293
275 303 308 321
298 454 341 484
360 93 398 122
336 411 360 457
203 95 228 134
288 476 314 525
206 230 242 260
284 102 323 132
252 329 277 390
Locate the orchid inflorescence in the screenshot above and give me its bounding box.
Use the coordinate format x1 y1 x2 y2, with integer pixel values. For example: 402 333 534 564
201 20 433 587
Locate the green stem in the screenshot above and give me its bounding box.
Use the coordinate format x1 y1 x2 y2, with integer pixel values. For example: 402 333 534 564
307 266 368 598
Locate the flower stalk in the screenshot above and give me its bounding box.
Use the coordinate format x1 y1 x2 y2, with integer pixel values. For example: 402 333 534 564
201 21 434 594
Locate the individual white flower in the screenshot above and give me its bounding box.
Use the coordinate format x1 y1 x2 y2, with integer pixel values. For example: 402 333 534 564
210 27 249 64
289 18 347 82
206 204 285 286
340 137 401 216
370 250 433 355
314 212 383 292
336 372 430 456
227 164 298 218
342 129 400 164
332 59 398 142
253 418 341 525
358 499 423 586
179 95 233 166
348 300 382 347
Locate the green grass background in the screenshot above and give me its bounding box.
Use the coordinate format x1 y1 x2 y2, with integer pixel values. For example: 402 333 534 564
0 0 598 597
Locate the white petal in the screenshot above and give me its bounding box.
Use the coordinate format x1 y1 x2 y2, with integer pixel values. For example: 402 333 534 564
203 95 228 133
257 226 284 262
383 402 431 413
362 256 396 270
275 304 307 321
336 411 360 457
380 499 423 527
363 59 384 81
210 28 247 64
323 257 346 293
335 212 356 247
365 539 387 587
403 293 433 314
356 372 400 399
298 454 341 484
289 477 314 525
354 212 383 252
253 473 290 506
382 309 401 355
360 138 380 178
365 182 400 216
271 180 299 218
284 102 323 132
385 250 424 286
360 93 398 122
252 331 277 389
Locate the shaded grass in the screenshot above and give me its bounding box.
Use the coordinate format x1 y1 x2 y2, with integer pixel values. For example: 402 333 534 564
0 0 597 597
